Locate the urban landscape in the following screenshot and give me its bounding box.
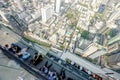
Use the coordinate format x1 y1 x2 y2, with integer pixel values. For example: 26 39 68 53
0 0 120 80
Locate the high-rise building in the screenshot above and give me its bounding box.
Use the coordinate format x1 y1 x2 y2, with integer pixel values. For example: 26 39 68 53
14 0 24 11
65 0 70 3
55 0 61 13
32 0 38 9
41 5 53 22
43 0 50 3
0 10 9 22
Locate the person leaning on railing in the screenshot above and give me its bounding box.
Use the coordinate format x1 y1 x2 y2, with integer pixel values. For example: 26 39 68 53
34 54 44 65
31 52 39 64
31 53 44 65
39 61 53 74
8 43 21 54
58 68 66 80
4 44 9 50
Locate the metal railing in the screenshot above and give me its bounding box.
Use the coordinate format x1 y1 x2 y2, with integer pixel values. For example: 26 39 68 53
46 53 96 80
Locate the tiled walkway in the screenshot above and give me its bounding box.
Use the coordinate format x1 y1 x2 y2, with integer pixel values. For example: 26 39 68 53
0 49 37 80
0 25 37 80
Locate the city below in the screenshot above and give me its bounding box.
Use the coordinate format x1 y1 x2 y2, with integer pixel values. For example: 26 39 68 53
0 0 120 80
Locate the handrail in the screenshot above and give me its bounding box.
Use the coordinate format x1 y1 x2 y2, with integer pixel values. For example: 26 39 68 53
45 56 88 80
46 53 96 80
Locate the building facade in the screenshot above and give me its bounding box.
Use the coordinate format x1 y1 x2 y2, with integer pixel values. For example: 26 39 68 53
55 0 61 13
41 5 53 22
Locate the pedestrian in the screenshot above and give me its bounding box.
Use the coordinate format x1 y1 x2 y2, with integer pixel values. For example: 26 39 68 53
32 52 39 65
40 61 53 74
48 71 57 80
4 44 9 50
59 69 66 80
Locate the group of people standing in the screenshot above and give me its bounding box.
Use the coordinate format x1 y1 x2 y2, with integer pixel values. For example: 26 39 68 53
5 44 21 54
39 61 67 80
4 44 74 80
4 44 31 60
31 52 44 65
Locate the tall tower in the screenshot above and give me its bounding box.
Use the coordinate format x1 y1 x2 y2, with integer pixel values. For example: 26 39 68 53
14 0 24 11
55 0 61 13
41 5 53 22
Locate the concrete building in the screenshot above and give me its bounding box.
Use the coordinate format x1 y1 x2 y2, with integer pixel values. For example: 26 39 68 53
32 0 38 9
77 6 95 32
64 0 72 3
108 2 120 22
88 50 107 59
49 34 57 45
108 34 120 46
82 43 98 57
65 0 69 3
74 38 92 55
107 41 120 53
0 10 9 22
41 5 53 22
28 21 40 32
108 52 120 67
14 0 24 11
95 21 105 30
91 0 103 12
55 0 61 13
98 26 109 34
31 10 41 19
98 4 106 13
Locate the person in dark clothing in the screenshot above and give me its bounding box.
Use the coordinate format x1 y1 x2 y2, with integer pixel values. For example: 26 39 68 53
48 71 57 80
44 61 48 67
8 44 15 53
59 69 66 80
39 54 44 61
8 44 21 54
40 61 53 74
45 61 53 69
32 52 39 64
4 44 9 50
15 46 21 53
14 46 19 53
67 77 73 80
34 54 44 65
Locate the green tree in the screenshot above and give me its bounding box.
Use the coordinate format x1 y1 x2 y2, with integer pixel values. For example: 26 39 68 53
66 13 74 19
81 30 89 39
